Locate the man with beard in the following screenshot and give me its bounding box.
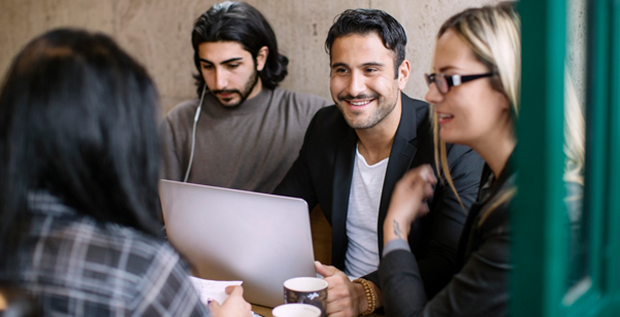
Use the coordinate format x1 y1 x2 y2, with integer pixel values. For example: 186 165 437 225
160 1 328 193
274 9 484 316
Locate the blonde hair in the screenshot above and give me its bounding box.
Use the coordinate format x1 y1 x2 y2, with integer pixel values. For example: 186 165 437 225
432 2 521 211
563 70 585 186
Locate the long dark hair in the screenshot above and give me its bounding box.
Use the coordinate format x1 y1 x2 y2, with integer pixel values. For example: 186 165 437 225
325 8 407 76
0 28 163 257
191 1 289 96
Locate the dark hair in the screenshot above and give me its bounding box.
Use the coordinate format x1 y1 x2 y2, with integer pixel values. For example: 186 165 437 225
325 8 407 76
0 28 163 257
191 1 288 96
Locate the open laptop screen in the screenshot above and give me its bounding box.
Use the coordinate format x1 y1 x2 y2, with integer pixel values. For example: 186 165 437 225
159 179 316 307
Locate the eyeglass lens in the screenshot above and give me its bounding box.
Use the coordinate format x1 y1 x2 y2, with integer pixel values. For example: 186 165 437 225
425 74 449 94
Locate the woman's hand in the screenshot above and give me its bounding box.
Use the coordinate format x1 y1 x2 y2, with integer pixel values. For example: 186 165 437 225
209 285 252 317
384 165 436 242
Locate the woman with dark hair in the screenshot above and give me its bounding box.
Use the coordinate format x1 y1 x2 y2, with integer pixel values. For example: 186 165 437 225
379 2 520 316
0 28 251 317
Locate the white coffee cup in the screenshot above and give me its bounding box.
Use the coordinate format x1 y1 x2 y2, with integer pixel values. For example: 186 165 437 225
272 303 321 317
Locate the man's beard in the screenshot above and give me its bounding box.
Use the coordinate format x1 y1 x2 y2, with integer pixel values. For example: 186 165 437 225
336 92 397 130
212 69 259 108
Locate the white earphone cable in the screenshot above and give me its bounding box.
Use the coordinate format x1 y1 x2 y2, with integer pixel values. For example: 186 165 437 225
183 85 207 182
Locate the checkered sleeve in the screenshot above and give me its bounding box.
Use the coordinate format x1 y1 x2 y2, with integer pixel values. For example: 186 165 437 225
130 243 211 317
8 192 214 316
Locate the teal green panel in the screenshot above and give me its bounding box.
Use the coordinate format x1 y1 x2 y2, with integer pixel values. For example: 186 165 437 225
513 0 566 317
584 0 609 297
515 0 620 315
602 0 620 314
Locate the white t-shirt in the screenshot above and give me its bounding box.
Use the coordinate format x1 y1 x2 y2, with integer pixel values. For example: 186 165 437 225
344 144 389 277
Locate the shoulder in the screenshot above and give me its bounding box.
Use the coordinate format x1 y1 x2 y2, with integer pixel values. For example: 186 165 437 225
401 93 431 119
61 217 188 283
164 99 200 125
108 223 184 267
273 88 330 111
308 105 349 133
399 93 432 136
86 222 188 282
445 143 484 169
296 105 351 152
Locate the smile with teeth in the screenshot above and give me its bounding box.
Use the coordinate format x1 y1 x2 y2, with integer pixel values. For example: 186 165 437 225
437 112 454 124
347 100 373 106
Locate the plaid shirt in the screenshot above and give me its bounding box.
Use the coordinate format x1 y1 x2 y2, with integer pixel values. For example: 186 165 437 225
1 191 210 317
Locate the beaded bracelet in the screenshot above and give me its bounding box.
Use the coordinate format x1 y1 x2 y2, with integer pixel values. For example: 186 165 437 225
353 278 376 316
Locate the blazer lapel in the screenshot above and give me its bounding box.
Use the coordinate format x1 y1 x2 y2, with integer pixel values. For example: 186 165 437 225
331 128 358 269
377 93 419 255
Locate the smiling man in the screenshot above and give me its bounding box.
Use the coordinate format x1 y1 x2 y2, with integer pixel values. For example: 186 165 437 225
274 9 484 316
160 1 328 193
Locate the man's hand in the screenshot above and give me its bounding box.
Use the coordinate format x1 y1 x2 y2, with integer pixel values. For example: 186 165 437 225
315 261 380 316
209 285 252 317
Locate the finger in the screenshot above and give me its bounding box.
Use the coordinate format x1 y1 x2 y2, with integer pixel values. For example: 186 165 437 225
418 209 430 218
421 164 437 184
208 299 221 310
325 295 349 315
315 261 339 277
406 166 432 187
226 285 243 296
419 202 429 214
423 183 435 198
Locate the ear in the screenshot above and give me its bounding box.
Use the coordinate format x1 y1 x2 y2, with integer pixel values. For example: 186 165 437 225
397 59 411 90
255 46 269 71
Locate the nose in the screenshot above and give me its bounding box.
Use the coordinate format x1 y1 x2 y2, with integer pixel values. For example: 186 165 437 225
345 72 366 97
424 81 444 105
213 67 228 90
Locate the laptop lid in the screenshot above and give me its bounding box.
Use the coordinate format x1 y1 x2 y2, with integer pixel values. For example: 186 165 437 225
159 179 316 307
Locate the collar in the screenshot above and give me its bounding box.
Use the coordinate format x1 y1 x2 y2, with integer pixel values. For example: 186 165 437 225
395 92 419 141
478 150 516 203
202 87 274 118
27 190 76 217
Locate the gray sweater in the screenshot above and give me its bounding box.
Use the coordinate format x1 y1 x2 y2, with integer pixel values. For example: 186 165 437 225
160 87 329 193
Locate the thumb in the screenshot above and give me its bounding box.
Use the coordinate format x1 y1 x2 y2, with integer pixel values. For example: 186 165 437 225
208 299 221 311
226 285 243 296
315 261 338 277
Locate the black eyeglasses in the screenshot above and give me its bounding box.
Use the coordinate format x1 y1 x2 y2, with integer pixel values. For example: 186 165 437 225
424 73 494 94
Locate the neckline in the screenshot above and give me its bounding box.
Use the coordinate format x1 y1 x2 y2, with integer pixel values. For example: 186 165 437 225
202 88 274 118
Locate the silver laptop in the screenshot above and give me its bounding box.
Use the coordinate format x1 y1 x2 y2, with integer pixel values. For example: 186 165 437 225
159 179 316 307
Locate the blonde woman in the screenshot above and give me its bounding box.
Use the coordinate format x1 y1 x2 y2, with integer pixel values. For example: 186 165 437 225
378 2 520 316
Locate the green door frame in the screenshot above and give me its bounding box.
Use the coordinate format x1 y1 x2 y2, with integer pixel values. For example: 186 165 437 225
513 0 620 316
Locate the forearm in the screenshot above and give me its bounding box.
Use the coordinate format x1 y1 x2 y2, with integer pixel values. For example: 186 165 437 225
379 250 427 317
384 215 411 246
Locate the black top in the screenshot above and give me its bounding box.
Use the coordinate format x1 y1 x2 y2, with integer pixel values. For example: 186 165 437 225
379 156 515 317
275 93 484 297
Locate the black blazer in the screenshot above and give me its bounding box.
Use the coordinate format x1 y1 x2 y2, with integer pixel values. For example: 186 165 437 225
274 93 484 297
379 161 514 317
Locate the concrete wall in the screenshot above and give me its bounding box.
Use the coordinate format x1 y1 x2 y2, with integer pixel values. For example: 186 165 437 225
0 0 501 113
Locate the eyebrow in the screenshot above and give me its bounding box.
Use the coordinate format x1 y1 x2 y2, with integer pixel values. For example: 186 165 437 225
438 65 462 73
362 62 385 67
199 57 243 65
330 62 386 68
331 62 348 69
